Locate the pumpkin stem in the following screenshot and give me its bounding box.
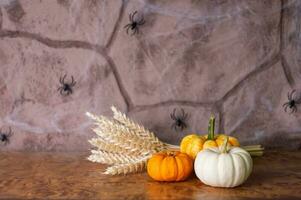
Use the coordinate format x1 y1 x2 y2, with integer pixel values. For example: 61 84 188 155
221 136 229 153
207 116 215 140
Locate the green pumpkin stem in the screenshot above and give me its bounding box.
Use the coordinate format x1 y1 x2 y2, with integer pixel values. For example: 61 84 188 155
207 116 215 140
221 136 229 153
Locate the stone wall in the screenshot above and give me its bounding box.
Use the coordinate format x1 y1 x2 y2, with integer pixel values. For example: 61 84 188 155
0 0 300 151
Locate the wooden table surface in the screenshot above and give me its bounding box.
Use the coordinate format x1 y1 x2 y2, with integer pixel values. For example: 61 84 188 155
0 151 300 200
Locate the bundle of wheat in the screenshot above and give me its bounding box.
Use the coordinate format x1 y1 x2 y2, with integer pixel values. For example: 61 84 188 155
86 106 170 175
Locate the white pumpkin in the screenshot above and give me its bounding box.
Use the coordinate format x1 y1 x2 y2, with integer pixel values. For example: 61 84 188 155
194 137 253 188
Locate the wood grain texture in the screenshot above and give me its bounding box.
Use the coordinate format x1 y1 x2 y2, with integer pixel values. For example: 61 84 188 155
0 151 300 200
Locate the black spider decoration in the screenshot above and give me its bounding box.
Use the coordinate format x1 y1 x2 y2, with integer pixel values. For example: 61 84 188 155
124 11 145 35
170 108 189 131
0 127 13 145
283 89 300 113
57 74 76 96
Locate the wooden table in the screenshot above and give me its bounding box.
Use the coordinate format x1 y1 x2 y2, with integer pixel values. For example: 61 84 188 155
0 151 300 200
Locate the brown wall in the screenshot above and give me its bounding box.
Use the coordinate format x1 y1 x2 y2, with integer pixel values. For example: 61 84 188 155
0 0 300 151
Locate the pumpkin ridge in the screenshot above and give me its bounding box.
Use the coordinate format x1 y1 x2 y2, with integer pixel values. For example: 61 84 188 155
160 156 168 181
217 152 221 186
174 156 182 181
171 156 178 181
235 153 247 183
238 151 252 179
229 153 236 187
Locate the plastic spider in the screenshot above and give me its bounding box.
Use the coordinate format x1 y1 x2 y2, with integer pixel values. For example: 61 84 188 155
170 108 189 131
0 127 13 145
124 11 145 35
283 89 300 113
57 74 76 96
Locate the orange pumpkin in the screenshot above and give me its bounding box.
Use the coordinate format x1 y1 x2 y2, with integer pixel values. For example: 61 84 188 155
147 151 193 182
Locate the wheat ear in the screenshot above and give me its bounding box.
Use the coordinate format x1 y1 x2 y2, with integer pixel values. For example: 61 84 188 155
104 159 148 175
88 138 125 153
88 150 149 165
111 106 165 146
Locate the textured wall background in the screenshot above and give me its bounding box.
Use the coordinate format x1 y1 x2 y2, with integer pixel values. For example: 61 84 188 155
0 0 300 151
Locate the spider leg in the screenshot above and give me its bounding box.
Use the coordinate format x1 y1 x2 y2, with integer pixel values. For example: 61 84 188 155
57 86 63 92
292 106 297 113
183 112 189 120
180 123 186 131
60 89 65 96
172 108 177 119
131 28 137 36
70 76 76 86
170 113 176 120
135 26 139 34
291 89 296 99
283 103 290 111
290 107 296 114
62 74 67 84
284 104 288 112
132 11 138 21
124 24 131 29
174 124 180 132
126 26 131 35
129 13 132 22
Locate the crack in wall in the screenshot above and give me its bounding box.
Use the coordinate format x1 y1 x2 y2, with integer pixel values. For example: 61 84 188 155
101 50 133 112
281 55 295 87
105 0 127 50
0 30 104 51
0 8 2 30
220 53 281 104
280 0 295 88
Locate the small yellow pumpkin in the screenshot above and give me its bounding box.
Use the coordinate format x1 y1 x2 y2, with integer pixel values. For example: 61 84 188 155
180 116 240 159
147 151 193 182
180 134 206 159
